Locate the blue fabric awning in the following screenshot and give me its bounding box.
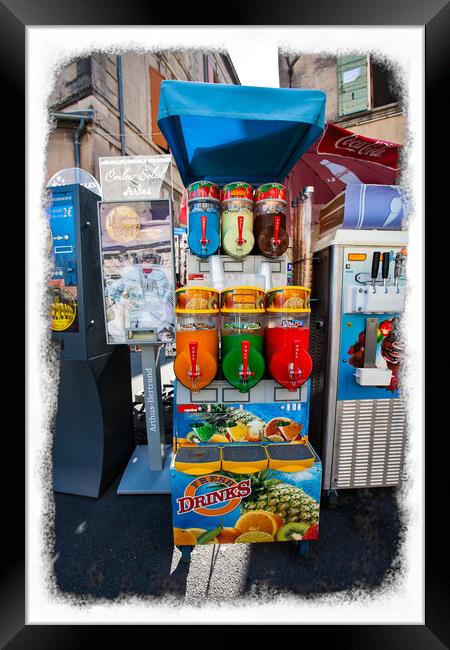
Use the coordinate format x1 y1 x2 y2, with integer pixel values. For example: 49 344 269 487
157 81 326 187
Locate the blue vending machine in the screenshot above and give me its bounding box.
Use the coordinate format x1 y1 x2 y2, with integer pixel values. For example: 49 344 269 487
48 184 134 497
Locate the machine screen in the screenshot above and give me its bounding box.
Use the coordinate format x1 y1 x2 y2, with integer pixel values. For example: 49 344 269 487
47 190 79 332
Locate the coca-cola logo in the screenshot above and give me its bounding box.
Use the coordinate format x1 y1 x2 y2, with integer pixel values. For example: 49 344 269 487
316 124 400 171
334 134 396 159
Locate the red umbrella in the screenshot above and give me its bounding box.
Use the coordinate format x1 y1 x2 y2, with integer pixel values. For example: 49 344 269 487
286 122 401 221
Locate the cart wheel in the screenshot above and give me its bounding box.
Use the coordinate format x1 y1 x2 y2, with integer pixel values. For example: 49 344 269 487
326 489 338 509
297 540 310 557
177 545 193 562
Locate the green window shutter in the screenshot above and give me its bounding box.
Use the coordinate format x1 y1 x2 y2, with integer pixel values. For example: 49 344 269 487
337 55 370 117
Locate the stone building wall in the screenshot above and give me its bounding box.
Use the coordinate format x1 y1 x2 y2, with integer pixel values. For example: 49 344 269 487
46 50 240 221
278 51 406 144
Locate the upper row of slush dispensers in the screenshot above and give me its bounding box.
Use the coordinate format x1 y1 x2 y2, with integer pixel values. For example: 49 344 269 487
174 286 313 394
187 181 289 259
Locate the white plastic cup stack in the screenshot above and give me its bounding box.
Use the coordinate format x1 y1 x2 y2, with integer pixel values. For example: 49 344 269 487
258 260 273 292
209 255 226 291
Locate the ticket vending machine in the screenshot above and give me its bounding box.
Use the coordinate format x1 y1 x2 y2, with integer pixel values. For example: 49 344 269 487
48 184 134 497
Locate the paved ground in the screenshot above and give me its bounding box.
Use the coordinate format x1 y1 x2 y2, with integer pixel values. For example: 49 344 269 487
53 350 402 602
53 482 401 602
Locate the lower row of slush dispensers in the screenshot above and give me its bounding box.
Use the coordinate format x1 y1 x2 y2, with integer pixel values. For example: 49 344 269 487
174 285 312 395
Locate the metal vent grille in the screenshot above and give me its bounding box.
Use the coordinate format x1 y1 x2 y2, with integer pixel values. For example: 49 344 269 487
309 304 324 399
333 399 406 488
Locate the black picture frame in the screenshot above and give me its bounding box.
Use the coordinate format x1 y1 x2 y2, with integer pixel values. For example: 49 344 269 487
13 0 448 643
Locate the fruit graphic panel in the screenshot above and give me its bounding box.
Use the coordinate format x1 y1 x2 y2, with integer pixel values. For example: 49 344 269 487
171 459 321 545
175 402 309 445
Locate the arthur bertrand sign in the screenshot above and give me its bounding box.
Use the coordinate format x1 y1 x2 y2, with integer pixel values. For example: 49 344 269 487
99 155 172 201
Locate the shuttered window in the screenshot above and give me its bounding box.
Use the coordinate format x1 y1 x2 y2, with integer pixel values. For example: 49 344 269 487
337 55 370 117
150 67 168 150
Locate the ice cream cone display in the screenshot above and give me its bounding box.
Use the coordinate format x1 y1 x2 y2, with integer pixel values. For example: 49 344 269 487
51 287 77 332
187 182 221 258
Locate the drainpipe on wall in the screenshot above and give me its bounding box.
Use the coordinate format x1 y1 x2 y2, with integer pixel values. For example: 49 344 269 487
117 55 126 156
285 55 300 88
51 110 94 168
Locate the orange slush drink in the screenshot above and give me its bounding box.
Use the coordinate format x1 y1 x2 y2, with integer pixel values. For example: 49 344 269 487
174 329 218 391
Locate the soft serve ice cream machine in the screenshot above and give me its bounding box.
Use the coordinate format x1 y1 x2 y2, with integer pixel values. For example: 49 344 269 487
310 230 407 500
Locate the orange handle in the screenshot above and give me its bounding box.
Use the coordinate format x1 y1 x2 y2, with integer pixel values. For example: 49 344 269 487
200 215 210 246
272 214 281 247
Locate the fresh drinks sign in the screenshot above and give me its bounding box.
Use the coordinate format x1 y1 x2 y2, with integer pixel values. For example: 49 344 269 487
177 475 251 516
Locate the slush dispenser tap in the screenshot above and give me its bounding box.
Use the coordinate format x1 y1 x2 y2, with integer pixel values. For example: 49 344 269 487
394 250 407 293
188 341 200 391
288 341 303 388
371 251 381 293
236 214 246 248
382 252 390 294
239 340 255 387
199 215 210 252
271 214 281 253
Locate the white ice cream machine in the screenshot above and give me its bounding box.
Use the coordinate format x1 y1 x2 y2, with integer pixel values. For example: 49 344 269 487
309 230 408 503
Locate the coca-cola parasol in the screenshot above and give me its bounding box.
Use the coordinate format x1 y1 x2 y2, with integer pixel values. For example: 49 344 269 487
286 122 402 220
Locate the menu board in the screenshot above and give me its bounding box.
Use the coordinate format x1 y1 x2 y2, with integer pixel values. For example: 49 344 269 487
98 199 175 345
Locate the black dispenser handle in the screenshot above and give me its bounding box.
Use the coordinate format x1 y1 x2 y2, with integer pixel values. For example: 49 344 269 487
382 251 390 279
371 251 381 280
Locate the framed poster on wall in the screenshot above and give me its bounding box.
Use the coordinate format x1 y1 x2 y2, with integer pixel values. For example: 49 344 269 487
98 199 176 345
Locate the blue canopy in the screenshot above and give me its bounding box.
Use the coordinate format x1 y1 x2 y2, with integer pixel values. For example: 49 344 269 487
157 81 326 187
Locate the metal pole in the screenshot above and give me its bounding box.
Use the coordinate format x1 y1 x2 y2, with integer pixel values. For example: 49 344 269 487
141 344 165 471
73 117 85 182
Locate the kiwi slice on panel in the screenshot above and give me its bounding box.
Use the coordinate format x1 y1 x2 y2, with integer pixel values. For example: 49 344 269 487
256 295 265 310
185 431 200 443
207 295 218 310
277 522 310 541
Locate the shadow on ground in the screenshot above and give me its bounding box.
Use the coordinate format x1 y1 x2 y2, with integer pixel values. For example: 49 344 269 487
53 476 401 602
243 488 401 598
